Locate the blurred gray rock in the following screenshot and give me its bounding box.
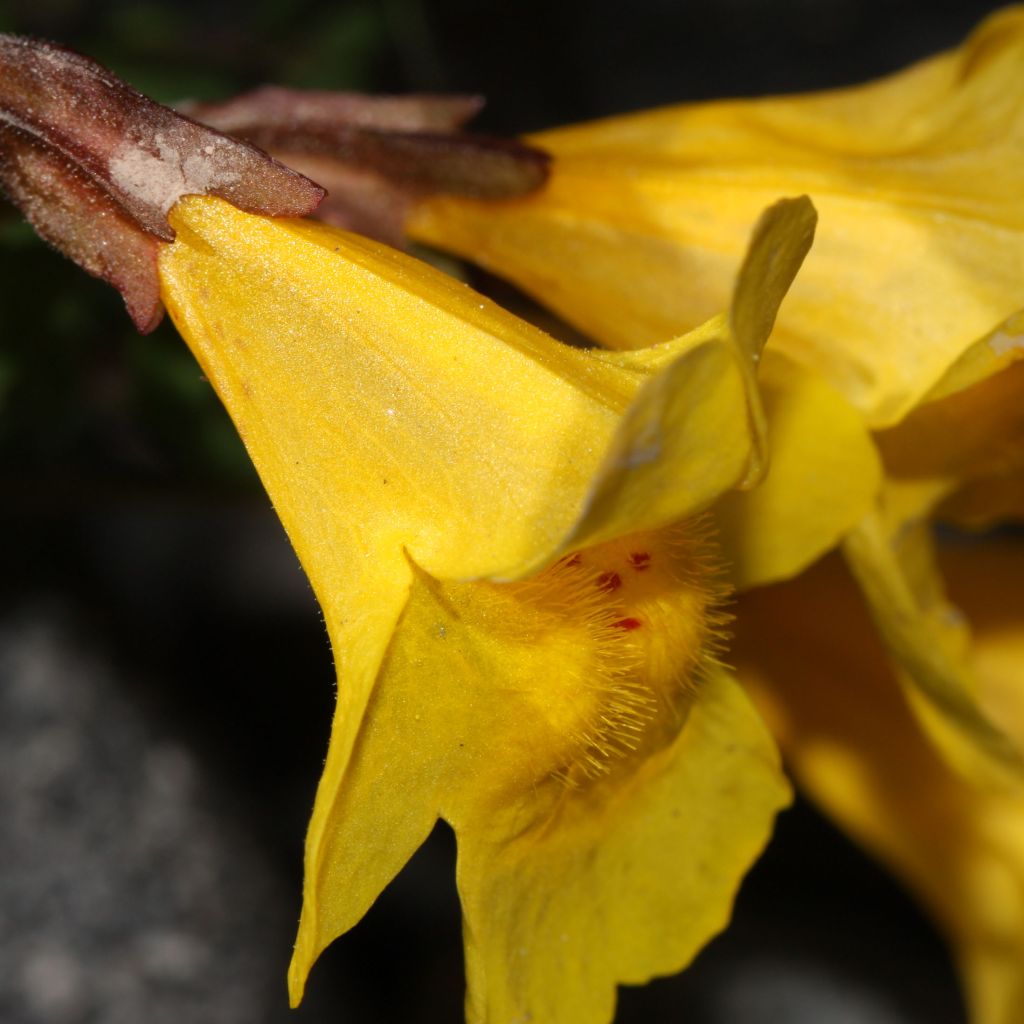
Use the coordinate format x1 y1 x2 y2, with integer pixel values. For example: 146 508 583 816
0 606 294 1024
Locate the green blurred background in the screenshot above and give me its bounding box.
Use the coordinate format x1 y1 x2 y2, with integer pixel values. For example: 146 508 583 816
0 2 1009 1022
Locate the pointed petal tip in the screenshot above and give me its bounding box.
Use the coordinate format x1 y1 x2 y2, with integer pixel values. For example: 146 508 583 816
730 194 817 362
286 952 308 1009
726 194 818 489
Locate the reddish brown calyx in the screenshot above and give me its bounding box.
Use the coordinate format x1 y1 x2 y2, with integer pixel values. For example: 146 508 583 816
0 36 324 332
187 87 551 246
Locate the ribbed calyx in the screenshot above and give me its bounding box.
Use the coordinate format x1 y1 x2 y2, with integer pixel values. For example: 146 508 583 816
187 86 551 245
0 34 324 331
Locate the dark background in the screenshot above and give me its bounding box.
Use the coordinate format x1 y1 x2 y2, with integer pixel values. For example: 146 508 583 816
0 2 1006 1021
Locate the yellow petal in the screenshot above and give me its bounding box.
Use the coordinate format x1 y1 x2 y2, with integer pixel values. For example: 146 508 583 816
160 195 614 585
734 549 1024 1024
530 196 816 561
159 194 811 586
407 7 1024 427
455 666 788 1024
290 533 789 1021
561 331 755 557
842 511 1023 785
714 353 881 589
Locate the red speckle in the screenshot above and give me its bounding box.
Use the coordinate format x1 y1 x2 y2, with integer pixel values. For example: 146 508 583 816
560 552 582 568
628 552 651 571
596 571 622 593
613 617 642 631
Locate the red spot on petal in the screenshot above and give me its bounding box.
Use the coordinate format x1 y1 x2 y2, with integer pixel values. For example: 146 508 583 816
612 617 642 631
628 552 651 571
559 552 582 568
596 571 622 593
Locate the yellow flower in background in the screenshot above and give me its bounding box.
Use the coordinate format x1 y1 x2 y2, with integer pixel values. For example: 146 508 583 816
404 8 1024 1019
156 193 816 1023
720 348 1024 789
733 543 1024 1024
406 7 1024 775
407 5 1024 430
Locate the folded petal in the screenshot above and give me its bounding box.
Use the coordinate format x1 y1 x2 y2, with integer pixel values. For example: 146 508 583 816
714 353 881 589
407 7 1024 427
560 196 815 557
159 195 619 584
733 548 1024 1024
288 559 465 1005
842 511 1023 785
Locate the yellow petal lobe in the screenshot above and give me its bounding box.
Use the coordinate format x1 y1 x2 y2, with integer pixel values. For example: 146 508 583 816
457 665 788 1024
546 196 816 559
289 520 789 1021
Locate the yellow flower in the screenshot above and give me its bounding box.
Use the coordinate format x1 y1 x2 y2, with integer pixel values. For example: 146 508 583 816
403 9 1024 1019
815 354 1024 1024
406 6 1024 430
405 5 1024 775
733 542 1024 1024
405 0 1024 733
155 192 816 1023
722 352 1024 788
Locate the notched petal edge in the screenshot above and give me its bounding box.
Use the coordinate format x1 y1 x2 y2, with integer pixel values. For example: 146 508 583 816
0 34 324 330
